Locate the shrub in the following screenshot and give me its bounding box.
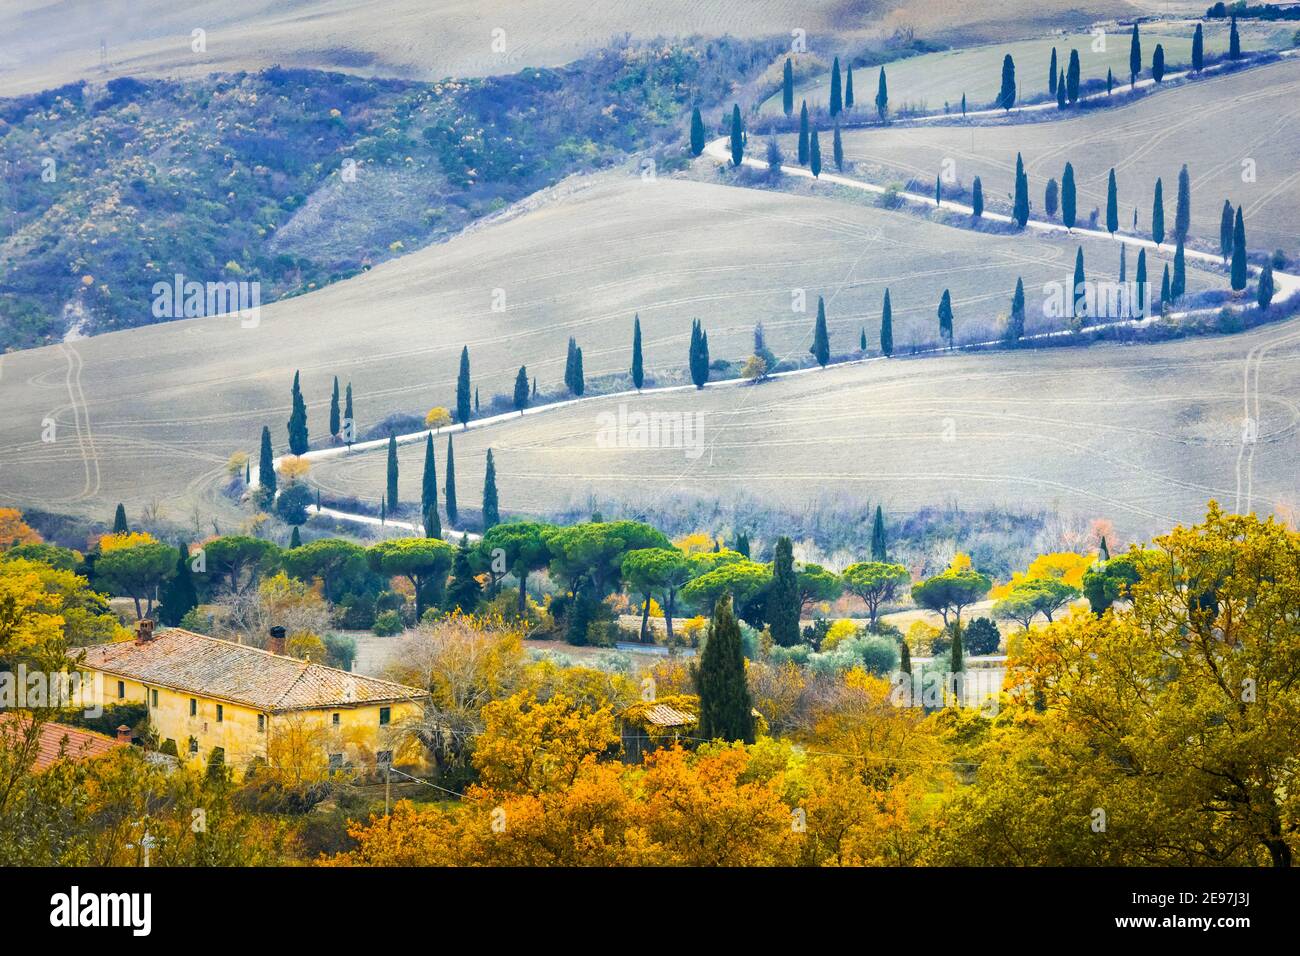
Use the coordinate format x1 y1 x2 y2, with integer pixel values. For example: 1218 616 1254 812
372 610 403 636
963 616 1002 655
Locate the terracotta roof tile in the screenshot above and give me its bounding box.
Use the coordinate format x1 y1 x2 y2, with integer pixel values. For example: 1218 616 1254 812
0 715 125 771
81 628 426 712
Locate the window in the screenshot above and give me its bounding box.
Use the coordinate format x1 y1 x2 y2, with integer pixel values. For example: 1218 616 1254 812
257 714 265 733
189 698 197 716
188 737 198 755
379 707 391 726
117 681 124 700
216 704 223 723
332 713 340 726
150 689 158 708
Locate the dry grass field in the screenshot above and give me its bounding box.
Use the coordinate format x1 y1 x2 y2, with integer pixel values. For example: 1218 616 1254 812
823 54 1300 258
0 171 1215 527
0 0 1139 96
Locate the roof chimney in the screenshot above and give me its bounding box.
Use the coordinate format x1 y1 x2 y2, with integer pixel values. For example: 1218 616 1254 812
135 618 155 643
268 625 286 656
116 725 133 743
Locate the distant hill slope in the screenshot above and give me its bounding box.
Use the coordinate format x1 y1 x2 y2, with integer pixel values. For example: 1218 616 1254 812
0 0 1138 96
0 174 1222 527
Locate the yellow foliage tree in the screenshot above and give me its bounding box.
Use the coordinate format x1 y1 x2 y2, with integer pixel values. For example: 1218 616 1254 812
0 509 42 549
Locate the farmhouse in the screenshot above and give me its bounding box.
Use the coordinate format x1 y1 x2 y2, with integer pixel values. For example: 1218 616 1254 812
80 621 427 772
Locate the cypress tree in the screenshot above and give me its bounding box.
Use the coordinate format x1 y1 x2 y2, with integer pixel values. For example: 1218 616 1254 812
631 315 644 390
961 92 966 117
736 533 751 558
999 53 1016 110
938 289 954 347
344 382 354 446
1056 69 1067 110
1161 264 1171 308
1045 177 1059 218
829 57 842 116
1119 242 1127 285
972 176 983 217
474 387 479 414
1073 248 1087 321
1136 248 1149 318
1219 200 1235 261
1152 43 1165 83
935 174 942 208
444 434 458 526
1258 261 1275 310
782 58 794 116
329 376 340 438
832 124 844 172
112 503 129 534
880 289 893 357
157 541 199 626
564 337 576 392
845 64 855 108
444 537 481 613
290 526 301 549
1106 168 1118 236
1172 238 1186 300
1192 22 1204 72
768 537 801 647
532 377 537 400
386 433 399 510
572 348 585 397
875 67 888 120
1013 152 1029 227
1152 178 1165 245
1107 67 1114 95
860 328 867 351
729 104 743 167
810 126 822 178
423 501 441 538
1129 23 1142 88
811 296 830 367
689 319 710 388
1062 162 1077 230
689 107 705 157
1231 206 1248 291
421 433 437 526
1099 536 1110 561
1230 15 1241 59
798 101 810 164
950 619 964 673
871 505 887 561
695 594 755 744
1008 277 1025 343
456 346 471 425
1066 48 1080 103
1049 47 1058 95
245 460 251 485
259 425 276 501
513 365 530 412
380 495 386 525
1174 164 1190 244
288 370 309 455
482 448 499 530
899 637 912 675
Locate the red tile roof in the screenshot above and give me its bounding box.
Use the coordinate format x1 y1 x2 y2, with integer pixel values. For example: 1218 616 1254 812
80 628 426 713
0 715 125 771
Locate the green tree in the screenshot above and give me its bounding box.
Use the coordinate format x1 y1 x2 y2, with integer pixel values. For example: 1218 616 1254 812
782 58 794 116
832 124 844 172
767 537 801 646
871 505 888 561
443 537 482 614
482 521 554 617
1230 14 1241 59
421 434 438 531
344 382 354 446
445 435 458 527
1136 248 1148 318
875 67 888 120
289 526 301 549
258 425 276 504
96 538 177 620
631 315 644 390
1106 168 1118 236
1192 22 1204 72
810 296 830 367
275 484 312 526
204 535 280 594
845 63 855 109
1062 162 1077 230
911 565 992 669
367 537 455 618
810 126 822 178
1008 277 1025 343
1152 178 1165 245
622 547 695 646
842 561 910 629
386 434 399 511
798 100 810 164
1066 48 1080 103
829 57 842 116
694 595 754 744
281 538 366 601
1073 248 1087 322
112 503 129 534
1172 238 1186 300
1152 43 1165 83
513 366 530 413
1220 200 1235 262
1045 177 1058 218
288 370 309 456
1231 206 1248 291
880 290 893 357
1013 152 1029 227
689 319 710 389
1129 22 1142 88
1056 69 1066 109
972 176 983 218
1258 261 1275 310
329 376 340 439
938 289 954 348
1174 164 1191 244
455 346 472 425
156 541 199 626
482 449 500 530
999 53 1016 110
1048 47 1058 95
729 104 743 167
689 106 705 157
